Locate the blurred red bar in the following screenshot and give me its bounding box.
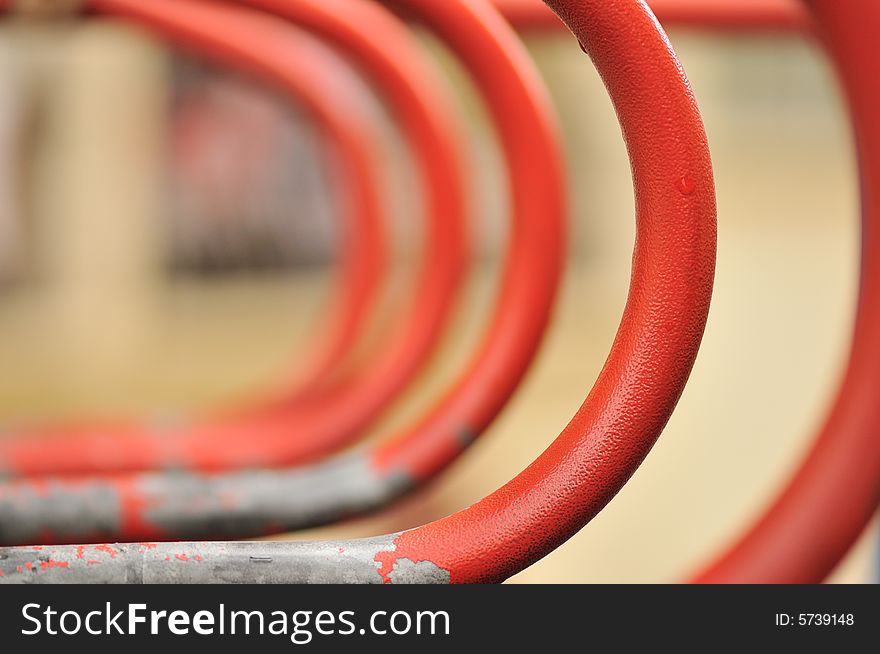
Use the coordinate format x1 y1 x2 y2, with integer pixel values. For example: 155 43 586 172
492 0 811 32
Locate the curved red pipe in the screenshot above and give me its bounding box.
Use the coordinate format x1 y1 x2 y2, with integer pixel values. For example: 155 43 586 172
692 0 880 583
404 0 880 584
496 0 880 584
373 0 716 583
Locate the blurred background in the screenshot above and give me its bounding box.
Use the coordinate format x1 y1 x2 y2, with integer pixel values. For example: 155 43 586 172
0 13 871 582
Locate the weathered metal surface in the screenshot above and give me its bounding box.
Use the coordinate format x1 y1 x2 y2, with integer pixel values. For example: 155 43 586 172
0 453 411 544
0 534 451 584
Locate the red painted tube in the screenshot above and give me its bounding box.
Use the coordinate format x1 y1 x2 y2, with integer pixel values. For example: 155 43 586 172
0 0 471 475
370 0 716 583
692 0 880 583
0 0 716 583
492 0 811 32
496 0 880 584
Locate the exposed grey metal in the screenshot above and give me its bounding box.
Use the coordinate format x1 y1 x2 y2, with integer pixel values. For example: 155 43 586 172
0 452 414 544
0 534 452 584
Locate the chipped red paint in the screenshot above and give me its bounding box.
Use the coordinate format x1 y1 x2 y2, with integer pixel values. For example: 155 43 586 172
175 554 190 562
39 560 70 570
95 545 119 559
75 546 86 560
117 478 166 541
374 550 397 584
